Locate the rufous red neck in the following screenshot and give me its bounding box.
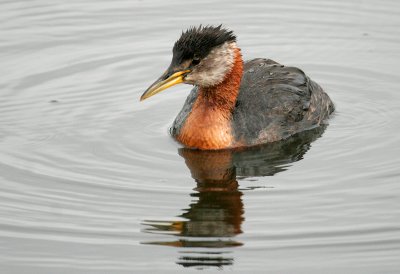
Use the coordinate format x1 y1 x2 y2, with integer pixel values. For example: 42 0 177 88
199 48 244 112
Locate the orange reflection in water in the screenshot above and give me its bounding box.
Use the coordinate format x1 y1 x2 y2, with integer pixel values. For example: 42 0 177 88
142 126 326 269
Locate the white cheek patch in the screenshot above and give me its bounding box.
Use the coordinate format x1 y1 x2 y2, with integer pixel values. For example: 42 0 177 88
185 42 236 87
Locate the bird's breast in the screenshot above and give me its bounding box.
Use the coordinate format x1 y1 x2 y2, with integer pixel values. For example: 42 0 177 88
176 100 234 150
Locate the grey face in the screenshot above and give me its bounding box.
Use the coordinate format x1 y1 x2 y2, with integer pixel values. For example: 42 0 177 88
184 42 237 87
140 27 238 101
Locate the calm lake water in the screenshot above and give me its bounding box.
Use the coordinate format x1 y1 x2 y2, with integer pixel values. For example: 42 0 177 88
1 0 400 273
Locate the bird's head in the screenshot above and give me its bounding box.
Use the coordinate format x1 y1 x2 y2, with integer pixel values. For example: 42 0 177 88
140 25 237 101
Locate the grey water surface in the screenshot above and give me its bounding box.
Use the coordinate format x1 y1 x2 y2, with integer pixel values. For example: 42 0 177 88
1 0 400 273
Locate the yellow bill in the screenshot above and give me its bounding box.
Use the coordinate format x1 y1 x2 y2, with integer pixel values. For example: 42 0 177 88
140 70 190 101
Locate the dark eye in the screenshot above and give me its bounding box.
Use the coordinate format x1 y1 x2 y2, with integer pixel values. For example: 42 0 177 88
192 58 200 66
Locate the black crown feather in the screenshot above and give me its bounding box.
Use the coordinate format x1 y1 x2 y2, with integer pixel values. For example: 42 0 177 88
172 25 236 65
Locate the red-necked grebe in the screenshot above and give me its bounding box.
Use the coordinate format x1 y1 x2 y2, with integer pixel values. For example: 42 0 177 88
140 25 334 150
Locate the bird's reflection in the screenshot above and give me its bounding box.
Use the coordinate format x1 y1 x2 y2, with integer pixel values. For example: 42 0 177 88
142 126 326 269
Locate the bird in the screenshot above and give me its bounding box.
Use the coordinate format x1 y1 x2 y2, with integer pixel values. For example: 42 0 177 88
140 25 334 150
